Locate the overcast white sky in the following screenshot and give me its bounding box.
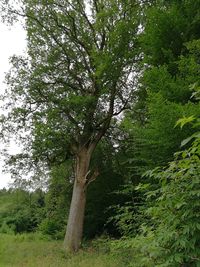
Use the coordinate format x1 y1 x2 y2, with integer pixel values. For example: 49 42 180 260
0 22 27 188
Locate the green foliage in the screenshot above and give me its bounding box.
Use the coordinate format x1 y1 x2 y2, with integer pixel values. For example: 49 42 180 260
110 77 200 265
0 152 125 240
175 115 195 129
110 136 200 266
38 162 72 239
145 138 200 266
111 123 200 266
0 162 70 239
0 0 141 170
108 98 199 239
120 94 199 184
141 0 200 70
0 188 45 234
84 141 125 238
106 184 146 237
38 218 64 239
0 221 15 234
126 39 200 173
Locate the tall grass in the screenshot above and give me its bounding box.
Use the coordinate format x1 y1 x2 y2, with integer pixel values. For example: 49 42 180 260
0 233 125 267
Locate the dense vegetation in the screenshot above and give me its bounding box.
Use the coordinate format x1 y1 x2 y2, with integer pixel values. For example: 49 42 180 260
0 0 200 266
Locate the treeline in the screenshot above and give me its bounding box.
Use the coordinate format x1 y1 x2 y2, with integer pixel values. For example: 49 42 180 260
0 148 126 239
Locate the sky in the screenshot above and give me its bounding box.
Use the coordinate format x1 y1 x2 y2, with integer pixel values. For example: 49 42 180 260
0 22 27 188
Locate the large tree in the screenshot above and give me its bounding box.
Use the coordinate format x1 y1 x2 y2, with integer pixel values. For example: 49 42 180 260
0 0 140 252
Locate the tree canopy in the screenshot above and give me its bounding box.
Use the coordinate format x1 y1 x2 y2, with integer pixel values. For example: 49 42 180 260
1 0 140 164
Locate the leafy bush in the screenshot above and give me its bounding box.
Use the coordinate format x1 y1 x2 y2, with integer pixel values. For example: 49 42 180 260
144 137 200 266
107 185 146 237
0 221 15 234
38 218 65 239
0 189 46 234
110 109 200 266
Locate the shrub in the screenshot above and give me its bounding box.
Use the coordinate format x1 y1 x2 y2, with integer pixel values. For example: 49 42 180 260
38 218 65 239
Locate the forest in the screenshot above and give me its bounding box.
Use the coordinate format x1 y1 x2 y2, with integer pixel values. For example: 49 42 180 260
0 0 200 266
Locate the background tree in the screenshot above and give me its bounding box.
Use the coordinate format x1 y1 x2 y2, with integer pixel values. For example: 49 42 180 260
135 0 200 167
109 0 200 240
0 188 45 234
84 140 125 238
0 0 141 252
38 161 72 239
121 0 200 173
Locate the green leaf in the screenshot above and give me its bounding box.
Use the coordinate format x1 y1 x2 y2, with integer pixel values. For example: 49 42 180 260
181 132 200 147
174 254 183 263
175 116 195 129
181 136 194 147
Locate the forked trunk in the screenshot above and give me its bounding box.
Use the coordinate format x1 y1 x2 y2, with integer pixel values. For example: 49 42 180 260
64 148 91 252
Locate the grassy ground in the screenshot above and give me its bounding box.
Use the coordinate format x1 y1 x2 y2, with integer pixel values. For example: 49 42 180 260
0 233 126 267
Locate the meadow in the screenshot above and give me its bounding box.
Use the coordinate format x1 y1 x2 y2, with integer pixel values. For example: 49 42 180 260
0 233 126 267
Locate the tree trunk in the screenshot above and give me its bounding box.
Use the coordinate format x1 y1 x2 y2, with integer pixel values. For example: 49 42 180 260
63 148 91 253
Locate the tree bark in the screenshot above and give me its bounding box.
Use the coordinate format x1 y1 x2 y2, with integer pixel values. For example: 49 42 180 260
63 148 92 253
